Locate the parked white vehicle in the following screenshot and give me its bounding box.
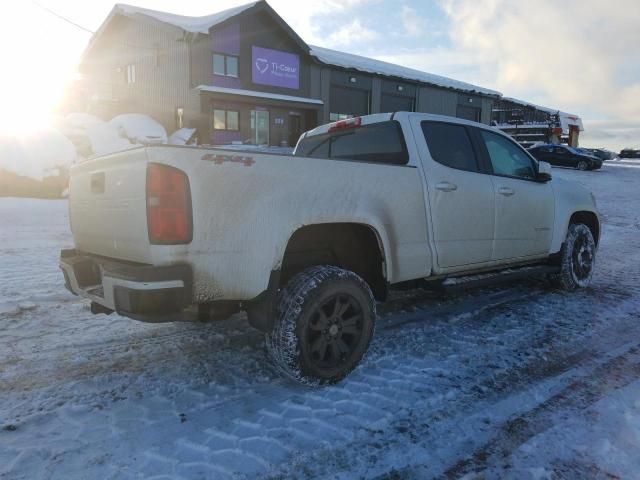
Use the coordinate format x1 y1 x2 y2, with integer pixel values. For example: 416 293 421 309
60 112 600 384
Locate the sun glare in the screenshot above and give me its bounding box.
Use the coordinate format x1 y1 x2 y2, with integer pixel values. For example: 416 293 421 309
0 2 84 137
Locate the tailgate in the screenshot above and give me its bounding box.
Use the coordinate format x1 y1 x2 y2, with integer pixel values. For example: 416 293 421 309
69 147 152 263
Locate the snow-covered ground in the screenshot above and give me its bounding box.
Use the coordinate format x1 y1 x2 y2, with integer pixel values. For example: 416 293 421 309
1 163 640 479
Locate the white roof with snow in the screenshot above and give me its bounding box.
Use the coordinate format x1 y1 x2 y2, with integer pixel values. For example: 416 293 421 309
112 2 259 34
501 96 584 132
310 45 501 97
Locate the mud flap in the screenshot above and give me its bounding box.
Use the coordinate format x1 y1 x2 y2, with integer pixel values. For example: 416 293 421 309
245 270 280 333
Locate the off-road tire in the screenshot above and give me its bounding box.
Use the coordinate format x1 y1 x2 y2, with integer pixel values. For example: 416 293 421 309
577 160 589 171
549 223 596 290
265 265 376 386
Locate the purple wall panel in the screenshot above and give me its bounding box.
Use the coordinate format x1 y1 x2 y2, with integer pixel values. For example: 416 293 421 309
212 75 242 89
211 23 240 55
211 22 241 88
211 130 242 145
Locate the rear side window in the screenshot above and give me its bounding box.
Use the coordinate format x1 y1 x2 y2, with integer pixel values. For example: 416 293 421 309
421 121 478 172
294 121 408 165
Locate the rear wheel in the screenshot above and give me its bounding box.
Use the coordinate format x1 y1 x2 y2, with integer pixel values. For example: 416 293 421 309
549 223 596 290
577 160 589 170
266 265 376 385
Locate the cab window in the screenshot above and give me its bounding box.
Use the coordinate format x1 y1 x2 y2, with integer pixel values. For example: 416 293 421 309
480 130 537 180
421 121 479 173
294 121 408 165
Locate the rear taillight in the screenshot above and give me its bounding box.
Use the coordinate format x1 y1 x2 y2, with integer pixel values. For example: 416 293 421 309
328 117 362 133
146 163 192 244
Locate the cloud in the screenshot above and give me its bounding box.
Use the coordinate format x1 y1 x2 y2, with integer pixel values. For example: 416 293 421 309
401 5 423 37
324 19 379 47
430 0 640 149
269 0 378 45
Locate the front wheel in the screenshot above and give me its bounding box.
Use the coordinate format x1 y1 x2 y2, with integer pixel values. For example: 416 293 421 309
266 266 376 385
577 160 589 170
549 223 596 290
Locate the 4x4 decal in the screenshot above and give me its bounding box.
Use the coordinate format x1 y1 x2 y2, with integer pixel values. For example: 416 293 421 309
201 153 255 167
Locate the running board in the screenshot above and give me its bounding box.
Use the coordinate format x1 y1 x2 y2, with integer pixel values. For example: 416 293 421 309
438 265 560 293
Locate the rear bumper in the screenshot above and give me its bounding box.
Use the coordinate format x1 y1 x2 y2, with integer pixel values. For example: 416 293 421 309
59 249 192 321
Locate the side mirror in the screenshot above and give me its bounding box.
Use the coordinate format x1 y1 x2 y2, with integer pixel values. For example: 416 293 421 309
536 161 552 182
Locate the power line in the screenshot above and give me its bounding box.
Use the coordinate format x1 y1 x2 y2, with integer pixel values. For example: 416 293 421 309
32 1 95 34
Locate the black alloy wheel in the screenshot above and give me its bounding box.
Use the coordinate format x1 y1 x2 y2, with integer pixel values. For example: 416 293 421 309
306 293 364 372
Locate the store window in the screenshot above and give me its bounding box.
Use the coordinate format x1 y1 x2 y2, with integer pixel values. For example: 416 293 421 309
213 54 239 77
213 109 240 130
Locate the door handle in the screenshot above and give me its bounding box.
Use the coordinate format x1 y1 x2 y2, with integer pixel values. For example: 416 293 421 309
498 187 515 197
435 182 458 192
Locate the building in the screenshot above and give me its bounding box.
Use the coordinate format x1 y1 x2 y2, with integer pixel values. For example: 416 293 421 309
73 1 501 147
492 97 584 148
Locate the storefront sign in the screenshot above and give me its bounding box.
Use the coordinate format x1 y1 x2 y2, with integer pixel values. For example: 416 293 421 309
252 46 299 90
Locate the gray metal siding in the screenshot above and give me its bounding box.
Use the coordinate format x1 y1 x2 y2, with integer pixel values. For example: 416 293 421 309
416 85 458 117
320 67 332 123
481 97 494 125
190 35 212 89
371 77 382 114
81 16 193 132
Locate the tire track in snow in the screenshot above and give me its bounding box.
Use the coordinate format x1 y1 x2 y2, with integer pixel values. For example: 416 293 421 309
0 283 543 397
440 344 640 479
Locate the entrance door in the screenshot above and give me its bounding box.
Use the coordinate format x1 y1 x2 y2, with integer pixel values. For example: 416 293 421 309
251 110 270 145
289 114 302 147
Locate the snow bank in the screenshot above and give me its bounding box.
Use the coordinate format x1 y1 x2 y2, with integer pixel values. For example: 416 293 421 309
64 113 104 131
0 128 76 180
84 122 134 157
109 114 168 145
0 112 171 183
169 128 196 145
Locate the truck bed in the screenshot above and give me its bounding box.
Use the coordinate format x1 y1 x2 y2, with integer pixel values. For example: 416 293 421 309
67 145 430 302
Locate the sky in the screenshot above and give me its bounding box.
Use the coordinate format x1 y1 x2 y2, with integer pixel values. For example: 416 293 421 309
0 0 638 151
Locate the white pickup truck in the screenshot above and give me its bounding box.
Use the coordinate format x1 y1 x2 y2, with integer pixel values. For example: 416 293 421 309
60 112 600 384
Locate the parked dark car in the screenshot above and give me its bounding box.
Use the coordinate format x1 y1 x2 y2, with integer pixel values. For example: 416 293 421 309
619 148 640 158
528 144 603 170
582 148 616 161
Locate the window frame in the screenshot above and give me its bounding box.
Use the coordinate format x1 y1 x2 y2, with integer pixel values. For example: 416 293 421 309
421 120 485 174
212 108 240 131
226 110 239 131
226 56 239 78
474 127 541 182
213 53 239 78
